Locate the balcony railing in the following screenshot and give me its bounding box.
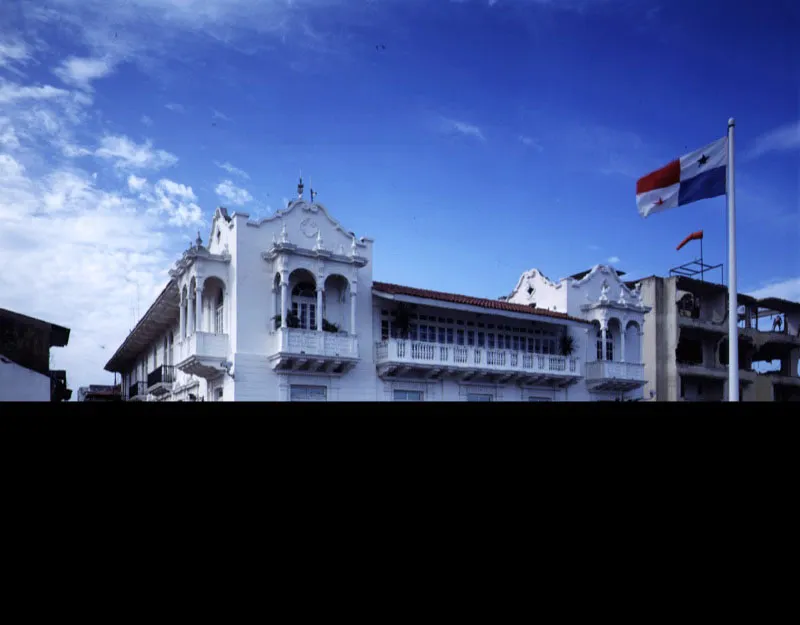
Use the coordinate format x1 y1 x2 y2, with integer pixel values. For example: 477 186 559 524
147 364 175 387
585 361 645 382
375 339 580 378
128 381 147 400
176 332 229 363
269 328 359 359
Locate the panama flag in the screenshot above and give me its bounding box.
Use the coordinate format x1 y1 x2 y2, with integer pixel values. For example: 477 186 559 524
636 136 728 218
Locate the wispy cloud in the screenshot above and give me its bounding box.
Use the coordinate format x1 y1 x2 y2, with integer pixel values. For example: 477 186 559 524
441 117 485 141
519 134 543 151
215 179 253 206
141 115 153 126
0 40 33 73
588 244 601 251
212 108 231 122
95 135 179 171
745 120 800 161
607 256 620 264
165 102 185 113
215 161 250 179
748 277 800 302
53 56 114 91
0 81 70 104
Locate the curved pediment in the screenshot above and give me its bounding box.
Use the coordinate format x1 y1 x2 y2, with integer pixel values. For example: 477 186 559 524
245 199 368 249
508 268 564 300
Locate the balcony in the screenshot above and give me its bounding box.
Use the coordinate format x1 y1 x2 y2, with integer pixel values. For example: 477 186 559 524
375 339 582 386
175 332 230 379
268 328 359 374
128 381 147 401
147 365 175 396
585 361 646 392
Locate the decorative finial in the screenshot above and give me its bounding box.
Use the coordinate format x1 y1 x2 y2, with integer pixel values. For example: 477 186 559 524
279 222 289 244
635 282 644 306
337 244 344 255
310 187 317 202
272 233 277 244
314 230 324 251
350 236 358 256
599 279 609 303
618 286 626 305
297 172 304 199
195 231 202 248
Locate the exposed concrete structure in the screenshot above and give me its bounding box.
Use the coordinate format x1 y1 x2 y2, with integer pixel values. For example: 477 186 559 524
628 275 800 402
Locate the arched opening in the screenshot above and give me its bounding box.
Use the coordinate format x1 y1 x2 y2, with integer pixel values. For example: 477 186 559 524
324 274 350 333
203 276 226 334
595 320 617 361
625 320 641 363
288 268 317 330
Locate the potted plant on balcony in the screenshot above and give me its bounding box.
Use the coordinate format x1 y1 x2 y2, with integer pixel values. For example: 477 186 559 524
394 303 411 338
322 319 340 333
559 333 576 357
272 310 300 330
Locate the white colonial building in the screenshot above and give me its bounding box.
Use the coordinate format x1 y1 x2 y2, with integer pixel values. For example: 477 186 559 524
104 181 650 401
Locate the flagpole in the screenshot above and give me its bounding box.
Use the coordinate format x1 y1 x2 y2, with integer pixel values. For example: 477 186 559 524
727 118 739 401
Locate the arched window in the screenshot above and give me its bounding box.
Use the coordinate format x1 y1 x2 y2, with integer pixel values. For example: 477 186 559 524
291 281 317 330
596 328 613 361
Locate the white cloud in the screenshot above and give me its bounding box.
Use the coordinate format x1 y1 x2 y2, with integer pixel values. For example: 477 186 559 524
0 53 204 397
519 135 543 151
745 120 800 160
141 115 153 126
0 41 33 72
54 57 114 91
607 256 620 264
0 81 70 104
212 108 231 122
588 244 601 251
214 161 250 179
748 277 800 303
215 179 253 206
441 117 485 141
165 102 185 113
127 174 148 192
95 135 179 171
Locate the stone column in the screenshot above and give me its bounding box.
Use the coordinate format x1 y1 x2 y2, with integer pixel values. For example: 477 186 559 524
179 295 185 339
350 288 357 335
187 289 194 336
620 327 626 363
316 287 324 331
601 325 607 361
280 274 288 329
195 284 203 335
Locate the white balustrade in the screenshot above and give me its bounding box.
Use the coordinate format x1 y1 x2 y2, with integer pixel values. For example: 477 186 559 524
585 360 645 381
375 339 581 378
271 328 358 358
176 331 229 362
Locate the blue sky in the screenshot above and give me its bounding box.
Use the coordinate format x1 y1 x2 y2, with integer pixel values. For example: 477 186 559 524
0 0 798 389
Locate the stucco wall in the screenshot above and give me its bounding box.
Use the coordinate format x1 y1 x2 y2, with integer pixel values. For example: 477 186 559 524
0 357 51 401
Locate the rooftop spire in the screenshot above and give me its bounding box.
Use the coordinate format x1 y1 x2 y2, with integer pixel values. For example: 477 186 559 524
297 170 304 199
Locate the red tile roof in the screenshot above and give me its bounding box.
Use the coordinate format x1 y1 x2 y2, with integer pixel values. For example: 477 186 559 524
372 281 592 324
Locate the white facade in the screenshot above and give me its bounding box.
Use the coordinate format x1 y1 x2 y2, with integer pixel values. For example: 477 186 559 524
0 355 51 402
105 184 650 402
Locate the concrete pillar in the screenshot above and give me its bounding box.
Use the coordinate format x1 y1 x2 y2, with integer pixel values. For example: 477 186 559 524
280 275 288 329
179 296 185 339
621 328 626 363
601 327 607 360
187 289 194 335
195 284 203 335
350 289 357 335
316 287 323 331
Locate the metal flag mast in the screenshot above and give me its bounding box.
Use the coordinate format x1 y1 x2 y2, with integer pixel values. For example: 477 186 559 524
727 118 739 402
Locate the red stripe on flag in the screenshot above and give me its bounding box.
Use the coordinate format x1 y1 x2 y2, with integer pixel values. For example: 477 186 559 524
636 159 680 195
